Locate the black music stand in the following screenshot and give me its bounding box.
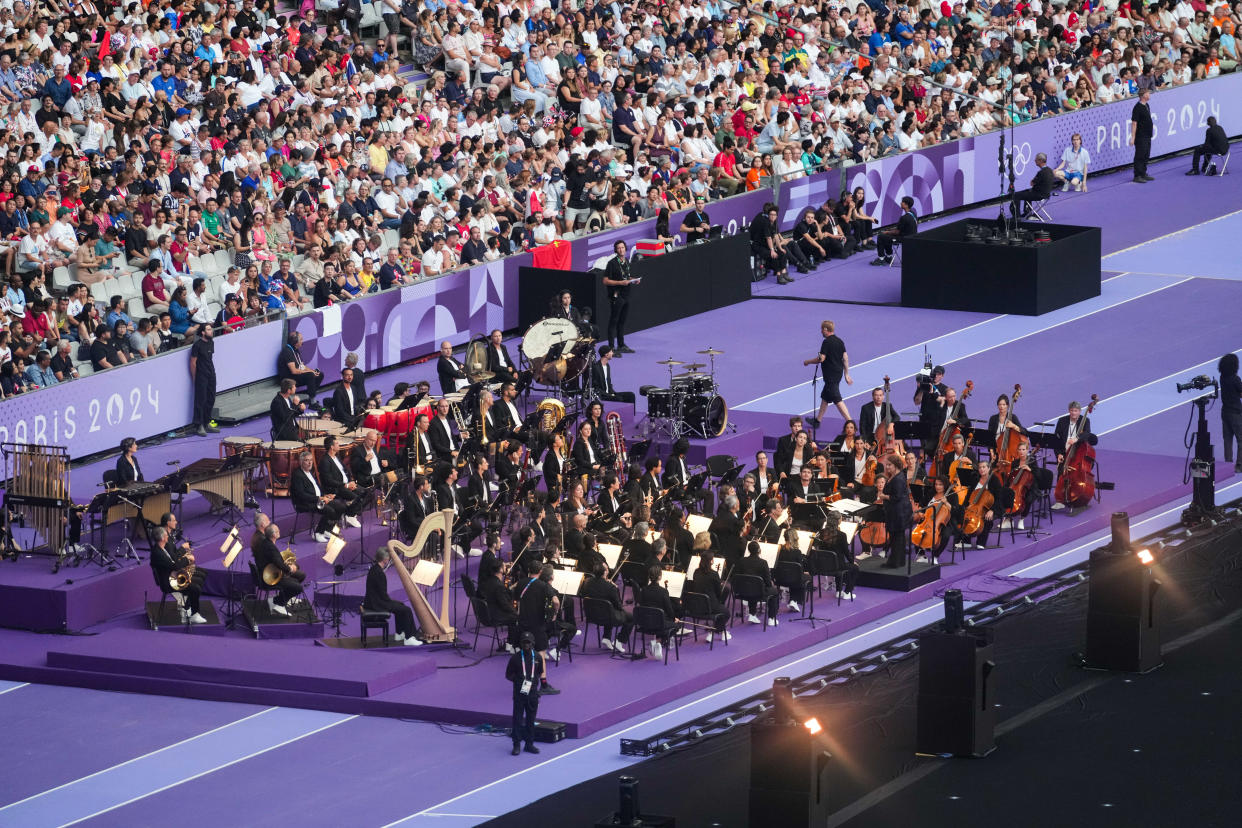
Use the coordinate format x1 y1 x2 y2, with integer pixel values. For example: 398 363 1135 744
718 464 744 489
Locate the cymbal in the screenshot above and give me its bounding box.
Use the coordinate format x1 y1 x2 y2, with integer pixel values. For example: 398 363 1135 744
682 363 707 371
469 369 496 380
697 348 725 355
656 358 685 366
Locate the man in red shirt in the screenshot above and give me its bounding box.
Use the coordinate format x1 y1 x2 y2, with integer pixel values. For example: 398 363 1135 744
141 261 170 313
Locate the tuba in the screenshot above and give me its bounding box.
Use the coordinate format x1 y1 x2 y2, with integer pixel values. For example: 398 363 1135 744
605 411 627 479
536 398 565 432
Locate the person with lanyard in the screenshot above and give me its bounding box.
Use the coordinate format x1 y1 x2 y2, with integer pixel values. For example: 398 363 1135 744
189 324 217 436
1052 401 1097 510
803 319 853 429
516 561 562 693
678 194 711 243
505 630 545 756
601 239 638 354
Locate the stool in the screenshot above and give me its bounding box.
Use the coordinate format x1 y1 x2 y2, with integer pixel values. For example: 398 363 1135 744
360 610 392 647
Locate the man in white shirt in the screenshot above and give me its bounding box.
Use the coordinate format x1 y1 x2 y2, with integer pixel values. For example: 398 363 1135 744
421 235 450 277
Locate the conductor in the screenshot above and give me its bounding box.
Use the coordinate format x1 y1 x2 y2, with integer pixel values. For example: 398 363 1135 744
364 548 423 646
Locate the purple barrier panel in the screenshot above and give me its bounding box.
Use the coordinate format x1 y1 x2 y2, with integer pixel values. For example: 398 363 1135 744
777 168 841 230
571 188 772 269
847 73 1242 225
289 254 522 383
213 319 287 391
0 351 193 457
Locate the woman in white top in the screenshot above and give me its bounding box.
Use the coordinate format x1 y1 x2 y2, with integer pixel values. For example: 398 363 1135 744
773 146 804 182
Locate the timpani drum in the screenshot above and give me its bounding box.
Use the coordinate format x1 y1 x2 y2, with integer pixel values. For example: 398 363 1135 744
305 436 330 469
220 435 263 458
363 410 392 435
263 440 305 496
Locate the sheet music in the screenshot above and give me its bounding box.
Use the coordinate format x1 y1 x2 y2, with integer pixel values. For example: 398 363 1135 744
686 556 726 580
686 514 712 535
598 543 622 568
829 498 870 515
661 570 687 599
550 569 584 597
756 542 779 568
839 521 859 544
411 559 443 587
796 532 813 554
556 557 578 571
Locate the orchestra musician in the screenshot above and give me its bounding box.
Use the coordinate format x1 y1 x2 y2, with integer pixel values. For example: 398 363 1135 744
494 382 526 441
638 562 682 659
596 473 631 535
364 548 423 646
773 417 804 478
780 430 814 479
252 522 305 615
115 436 143 484
158 512 192 557
575 532 607 575
432 463 478 554
519 560 574 669
877 453 913 569
582 401 608 454
1052 400 1097 511
987 393 1026 439
270 379 306 442
785 466 818 504
571 421 602 479
662 508 695 569
562 481 591 519
582 559 633 653
709 494 746 565
663 438 713 514
738 474 761 523
437 340 469 394
495 442 523 507
839 439 871 490
429 399 460 463
957 459 1004 549
476 390 498 448
331 367 366 425
753 450 776 496
464 453 491 517
350 429 396 487
550 289 582 326
622 520 655 566
590 345 636 404
815 512 858 600
318 436 365 527
935 386 969 443
777 527 813 614
689 550 732 643
486 329 520 385
1000 441 1039 532
387 382 412 407
543 433 569 504
904 451 927 485
736 541 780 625
478 555 519 652
938 432 977 479
398 474 433 540
858 387 901 446
290 451 350 542
150 525 206 623
343 353 368 402
638 457 662 507
757 500 789 541
915 476 954 564
564 512 590 559
408 414 435 472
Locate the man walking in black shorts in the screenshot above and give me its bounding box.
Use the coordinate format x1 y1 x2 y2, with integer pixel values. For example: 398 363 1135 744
803 319 853 429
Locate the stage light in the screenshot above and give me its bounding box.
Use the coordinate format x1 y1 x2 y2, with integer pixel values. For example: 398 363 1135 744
1137 549 1154 565
803 717 822 735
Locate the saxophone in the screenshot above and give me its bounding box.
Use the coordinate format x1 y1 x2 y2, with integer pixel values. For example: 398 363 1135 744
605 411 627 479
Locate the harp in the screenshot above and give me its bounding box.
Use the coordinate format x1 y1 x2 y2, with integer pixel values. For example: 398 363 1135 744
386 508 457 643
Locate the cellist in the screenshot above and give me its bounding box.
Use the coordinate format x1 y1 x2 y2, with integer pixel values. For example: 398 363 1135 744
958 459 1004 550
1000 440 1036 532
938 432 976 480
1053 401 1097 511
911 475 953 564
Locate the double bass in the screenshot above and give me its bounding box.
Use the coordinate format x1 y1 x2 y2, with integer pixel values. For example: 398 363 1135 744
994 383 1028 475
874 374 893 448
936 380 975 455
1055 394 1099 508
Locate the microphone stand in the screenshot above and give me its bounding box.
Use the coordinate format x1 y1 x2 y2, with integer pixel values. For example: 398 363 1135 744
808 360 821 440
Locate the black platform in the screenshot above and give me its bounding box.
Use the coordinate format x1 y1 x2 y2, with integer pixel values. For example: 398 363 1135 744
144 600 225 634
855 556 942 592
517 234 751 333
901 218 1101 315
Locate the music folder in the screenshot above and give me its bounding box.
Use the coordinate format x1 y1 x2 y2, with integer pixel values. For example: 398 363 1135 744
686 556 725 580
839 521 859 544
686 514 712 535
756 541 779 568
411 559 443 587
550 569 584 597
661 570 687 598
598 542 622 569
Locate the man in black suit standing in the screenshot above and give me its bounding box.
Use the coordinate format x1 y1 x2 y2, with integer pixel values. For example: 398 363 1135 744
1188 115 1230 175
364 548 422 645
1014 152 1056 218
878 453 913 568
1129 87 1154 182
710 494 746 565
581 559 633 653
871 196 917 265
290 451 350 542
331 368 365 425
486 329 519 384
437 340 469 394
589 345 635 404
318 435 365 527
343 353 367 402
858 386 901 446
602 239 638 353
252 522 306 615
270 378 305 441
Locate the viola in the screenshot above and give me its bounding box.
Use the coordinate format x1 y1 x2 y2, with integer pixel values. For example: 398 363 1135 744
994 383 1028 475
962 467 996 537
911 496 952 552
1055 394 1099 508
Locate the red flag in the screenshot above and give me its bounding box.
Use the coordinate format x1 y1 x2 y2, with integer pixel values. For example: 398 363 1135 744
531 239 571 270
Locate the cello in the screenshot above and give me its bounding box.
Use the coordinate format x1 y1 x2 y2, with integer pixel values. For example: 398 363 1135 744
946 434 975 504
961 464 996 538
911 479 952 557
994 384 1028 475
1055 394 1099 508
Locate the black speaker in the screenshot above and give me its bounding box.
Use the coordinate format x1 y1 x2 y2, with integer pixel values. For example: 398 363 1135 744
1110 511 1131 554
748 719 832 828
917 629 996 757
1085 548 1162 673
943 588 964 634
594 776 677 827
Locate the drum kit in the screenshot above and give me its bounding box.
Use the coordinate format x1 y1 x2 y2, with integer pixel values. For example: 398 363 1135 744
642 347 730 440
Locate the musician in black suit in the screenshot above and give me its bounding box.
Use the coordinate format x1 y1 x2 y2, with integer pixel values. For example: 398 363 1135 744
689 551 731 640
710 494 746 564
270 379 305 441
638 562 681 658
517 561 571 672
773 417 804 478
582 560 633 652
575 532 606 575
596 473 630 535
986 393 1026 447
784 466 818 504
550 290 582 326
486 328 519 385
478 555 518 645
364 548 422 645
428 400 460 463
878 453 913 568
495 442 522 507
571 421 602 478
407 413 435 471
252 522 306 614
542 434 568 504
639 457 662 502
115 436 143 484
350 429 396 486
398 475 434 540
937 432 977 479
318 436 365 524
331 368 365 425
858 387 901 446
564 513 589 559
463 454 490 512
493 382 526 441
434 463 480 553
777 527 813 612
621 521 654 569
735 540 780 624
1052 400 1097 510
343 353 367 402
150 526 206 622
589 345 635 404
931 386 969 447
662 508 696 569
437 340 469 394
290 451 350 540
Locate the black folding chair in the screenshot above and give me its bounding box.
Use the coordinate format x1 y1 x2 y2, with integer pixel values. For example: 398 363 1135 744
581 596 624 657
681 591 726 649
773 561 815 626
729 573 771 630
633 605 679 664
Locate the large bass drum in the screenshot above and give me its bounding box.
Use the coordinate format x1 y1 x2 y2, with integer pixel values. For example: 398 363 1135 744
685 395 728 438
522 317 580 384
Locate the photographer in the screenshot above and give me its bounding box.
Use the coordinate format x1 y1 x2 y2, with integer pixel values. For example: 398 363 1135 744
1218 355 1241 472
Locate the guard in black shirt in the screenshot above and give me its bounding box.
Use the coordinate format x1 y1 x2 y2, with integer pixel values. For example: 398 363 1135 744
678 195 711 242
1129 87 1154 182
505 631 544 755
189 324 217 436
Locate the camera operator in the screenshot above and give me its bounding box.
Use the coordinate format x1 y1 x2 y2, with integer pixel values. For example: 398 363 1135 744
1218 356 1241 473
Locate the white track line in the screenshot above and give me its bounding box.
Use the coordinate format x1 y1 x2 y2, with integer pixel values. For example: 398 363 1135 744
0 682 29 696
1102 206 1242 258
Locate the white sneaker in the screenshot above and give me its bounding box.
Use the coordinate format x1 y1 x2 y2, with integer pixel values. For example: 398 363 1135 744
1051 502 1066 511
270 602 290 617
395 632 406 642
613 640 627 654
1017 519 1026 530
454 547 466 559
189 612 207 624
468 548 483 557
313 532 331 543
404 636 423 646
601 637 614 651
842 592 856 601
650 641 663 659
767 618 779 627
705 633 714 643
548 647 559 661
747 614 761 624
345 515 362 528
788 601 801 613
1000 519 1012 529
504 643 516 653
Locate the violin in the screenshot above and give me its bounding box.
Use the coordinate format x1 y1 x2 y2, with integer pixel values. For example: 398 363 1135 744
994 383 1028 475
962 467 996 538
1055 393 1099 508
936 379 975 455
